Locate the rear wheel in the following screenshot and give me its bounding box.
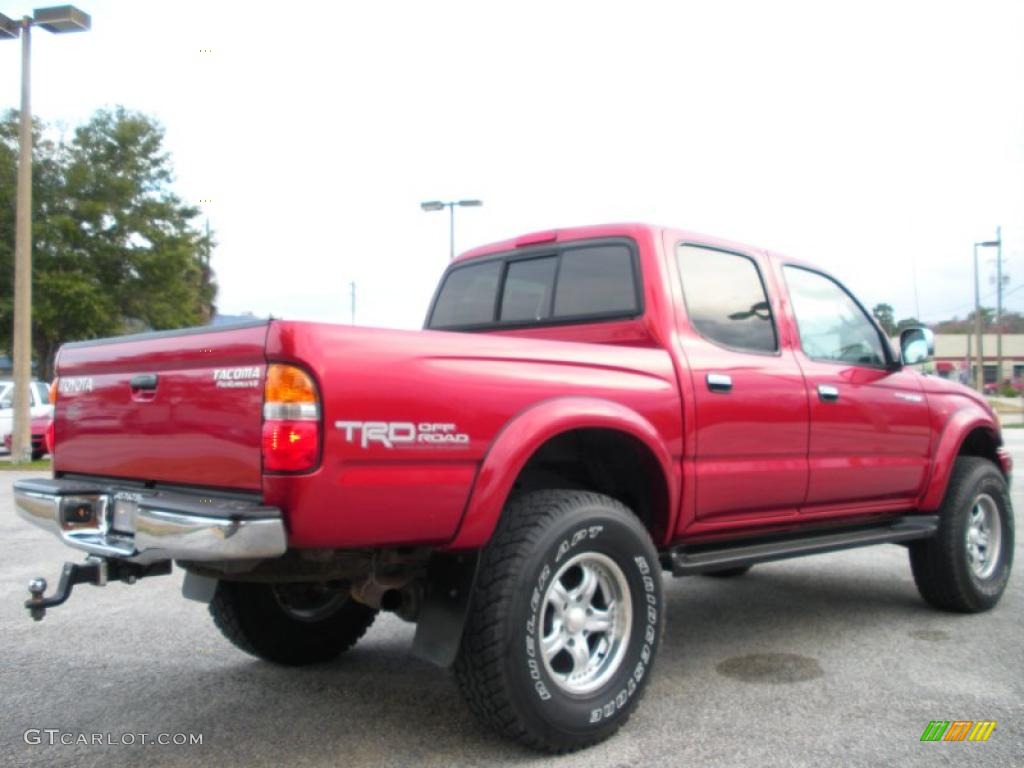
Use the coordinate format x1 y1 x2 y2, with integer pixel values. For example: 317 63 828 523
209 581 377 665
454 490 663 753
910 457 1014 613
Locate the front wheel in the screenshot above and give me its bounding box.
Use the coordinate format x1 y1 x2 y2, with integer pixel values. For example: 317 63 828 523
909 456 1014 613
454 490 664 753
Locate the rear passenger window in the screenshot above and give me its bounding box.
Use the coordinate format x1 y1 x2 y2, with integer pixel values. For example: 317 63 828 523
677 244 778 353
430 260 502 328
554 245 637 318
500 257 557 322
426 239 642 330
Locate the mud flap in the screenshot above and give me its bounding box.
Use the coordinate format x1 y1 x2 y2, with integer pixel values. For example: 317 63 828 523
181 571 219 603
411 552 479 667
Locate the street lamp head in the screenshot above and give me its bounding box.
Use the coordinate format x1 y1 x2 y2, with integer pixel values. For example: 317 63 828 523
457 199 483 208
33 5 90 33
977 240 1000 248
0 13 21 39
420 201 445 212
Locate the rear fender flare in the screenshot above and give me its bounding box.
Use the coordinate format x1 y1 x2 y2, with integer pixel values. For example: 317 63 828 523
445 397 679 550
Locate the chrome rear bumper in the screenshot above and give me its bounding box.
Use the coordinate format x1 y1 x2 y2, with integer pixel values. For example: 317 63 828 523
14 477 287 564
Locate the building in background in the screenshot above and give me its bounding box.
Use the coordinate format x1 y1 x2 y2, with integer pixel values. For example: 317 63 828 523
932 334 1024 392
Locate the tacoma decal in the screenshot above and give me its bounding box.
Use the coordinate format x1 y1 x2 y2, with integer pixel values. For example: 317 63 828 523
213 367 260 389
334 421 469 449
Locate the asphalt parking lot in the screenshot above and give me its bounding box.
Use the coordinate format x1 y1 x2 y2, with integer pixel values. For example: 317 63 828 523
2 440 1023 768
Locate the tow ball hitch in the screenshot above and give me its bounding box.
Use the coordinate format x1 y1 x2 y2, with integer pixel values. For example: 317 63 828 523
25 557 172 621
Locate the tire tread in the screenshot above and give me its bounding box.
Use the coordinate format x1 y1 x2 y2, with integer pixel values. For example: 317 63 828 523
910 456 1014 613
454 490 656 753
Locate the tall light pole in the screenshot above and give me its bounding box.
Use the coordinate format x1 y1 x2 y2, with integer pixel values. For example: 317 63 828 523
994 226 1004 388
974 236 1000 392
420 199 483 260
1 5 91 463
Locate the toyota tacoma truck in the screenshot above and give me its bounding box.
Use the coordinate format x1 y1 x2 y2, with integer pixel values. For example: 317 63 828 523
15 223 1015 752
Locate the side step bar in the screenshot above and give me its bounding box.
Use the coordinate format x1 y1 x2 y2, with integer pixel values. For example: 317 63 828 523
668 515 939 576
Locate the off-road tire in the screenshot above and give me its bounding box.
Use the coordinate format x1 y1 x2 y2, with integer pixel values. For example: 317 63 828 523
910 456 1014 613
702 565 752 578
454 490 664 753
209 581 377 665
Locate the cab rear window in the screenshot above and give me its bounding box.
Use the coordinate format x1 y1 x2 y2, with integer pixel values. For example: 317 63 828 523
428 241 640 330
428 260 502 328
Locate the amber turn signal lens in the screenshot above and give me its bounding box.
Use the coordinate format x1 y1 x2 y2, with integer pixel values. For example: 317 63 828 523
265 364 317 404
49 378 59 405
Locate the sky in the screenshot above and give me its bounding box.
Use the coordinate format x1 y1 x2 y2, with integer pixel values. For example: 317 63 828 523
1 0 1022 330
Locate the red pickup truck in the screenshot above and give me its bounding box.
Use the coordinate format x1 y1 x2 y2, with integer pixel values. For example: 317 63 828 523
15 223 1014 752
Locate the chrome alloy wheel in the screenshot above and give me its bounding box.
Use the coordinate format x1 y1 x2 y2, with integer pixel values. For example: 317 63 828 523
540 552 632 695
966 493 1003 580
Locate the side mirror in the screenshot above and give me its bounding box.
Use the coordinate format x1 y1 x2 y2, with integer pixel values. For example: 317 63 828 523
899 327 934 366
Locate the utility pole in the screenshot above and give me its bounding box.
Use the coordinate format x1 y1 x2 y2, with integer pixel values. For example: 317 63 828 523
349 281 356 325
11 16 33 463
911 253 921 319
995 225 1004 389
974 235 1001 393
974 243 984 392
1 6 91 463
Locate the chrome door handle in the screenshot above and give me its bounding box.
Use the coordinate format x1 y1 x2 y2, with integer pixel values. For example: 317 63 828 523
706 373 733 393
818 384 839 402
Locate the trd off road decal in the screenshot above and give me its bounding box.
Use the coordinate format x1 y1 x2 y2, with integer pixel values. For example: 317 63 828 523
334 421 469 448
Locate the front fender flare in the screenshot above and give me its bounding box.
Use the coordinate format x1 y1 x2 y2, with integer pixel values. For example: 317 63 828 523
444 396 679 550
918 409 1001 511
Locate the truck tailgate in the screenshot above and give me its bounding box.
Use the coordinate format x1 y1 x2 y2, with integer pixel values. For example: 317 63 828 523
54 322 269 491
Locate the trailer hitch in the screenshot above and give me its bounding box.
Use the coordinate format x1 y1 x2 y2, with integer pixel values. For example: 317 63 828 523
25 557 172 621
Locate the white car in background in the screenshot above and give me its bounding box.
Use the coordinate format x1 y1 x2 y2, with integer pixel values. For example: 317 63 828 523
0 380 54 453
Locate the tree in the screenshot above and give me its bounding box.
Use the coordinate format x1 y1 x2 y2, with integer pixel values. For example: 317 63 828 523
933 308 994 334
0 107 216 379
871 303 896 336
895 316 923 333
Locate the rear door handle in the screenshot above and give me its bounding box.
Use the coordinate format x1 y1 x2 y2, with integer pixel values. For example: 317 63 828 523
706 373 733 393
817 384 839 402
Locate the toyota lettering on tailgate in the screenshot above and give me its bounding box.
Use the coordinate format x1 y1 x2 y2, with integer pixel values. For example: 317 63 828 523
58 377 94 394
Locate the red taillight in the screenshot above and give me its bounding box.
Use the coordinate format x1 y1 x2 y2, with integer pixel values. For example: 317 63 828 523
262 364 320 473
45 419 55 456
262 420 319 472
